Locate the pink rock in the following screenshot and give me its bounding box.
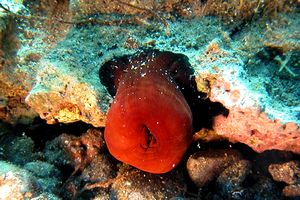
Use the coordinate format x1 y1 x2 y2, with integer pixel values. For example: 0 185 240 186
200 72 300 154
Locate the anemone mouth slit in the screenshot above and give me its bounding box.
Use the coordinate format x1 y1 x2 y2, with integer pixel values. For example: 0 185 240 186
141 125 157 150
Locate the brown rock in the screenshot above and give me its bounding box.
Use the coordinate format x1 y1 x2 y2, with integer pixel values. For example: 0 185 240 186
59 128 105 173
282 184 300 197
186 149 242 187
110 166 185 199
269 160 300 197
82 154 115 181
268 161 300 185
63 153 114 199
0 78 38 124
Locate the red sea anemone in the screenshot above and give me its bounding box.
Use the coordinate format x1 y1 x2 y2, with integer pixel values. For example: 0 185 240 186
99 50 194 173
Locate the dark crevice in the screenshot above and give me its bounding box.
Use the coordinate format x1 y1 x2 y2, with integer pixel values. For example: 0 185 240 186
13 117 92 151
228 20 249 39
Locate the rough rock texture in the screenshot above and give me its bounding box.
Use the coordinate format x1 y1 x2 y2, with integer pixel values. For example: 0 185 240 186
0 0 71 124
195 20 300 153
269 161 300 197
60 153 114 199
3 121 293 199
109 166 185 199
268 161 300 185
69 0 299 22
0 134 41 165
43 128 105 173
188 149 294 199
186 149 243 187
283 185 300 197
59 128 105 173
0 1 299 154
216 159 252 199
249 177 282 200
25 60 109 126
24 161 62 194
0 161 60 200
0 75 37 124
0 123 63 199
42 127 186 199
0 161 38 199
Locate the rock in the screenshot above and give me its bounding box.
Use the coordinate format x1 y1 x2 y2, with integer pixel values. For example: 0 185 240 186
69 0 298 23
0 1 299 199
0 0 70 125
24 161 62 193
201 152 298 199
196 39 300 154
252 150 293 174
59 128 105 173
109 166 185 199
216 160 252 199
32 193 61 200
212 109 300 154
0 161 37 199
62 155 185 199
44 135 71 167
42 128 109 198
186 149 242 187
44 128 105 175
81 154 116 183
0 76 38 124
282 184 300 197
62 153 114 199
0 161 59 200
25 60 109 127
268 161 300 185
263 13 300 52
24 161 61 179
0 135 41 166
268 160 300 197
249 177 282 200
0 0 299 155
194 13 300 154
0 96 8 109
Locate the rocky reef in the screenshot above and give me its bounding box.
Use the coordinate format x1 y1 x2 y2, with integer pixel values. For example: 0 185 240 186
0 0 299 199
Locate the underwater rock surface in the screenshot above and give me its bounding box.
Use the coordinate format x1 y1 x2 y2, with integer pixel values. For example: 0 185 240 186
269 161 300 197
3 6 297 153
0 1 299 199
186 149 243 187
0 160 61 199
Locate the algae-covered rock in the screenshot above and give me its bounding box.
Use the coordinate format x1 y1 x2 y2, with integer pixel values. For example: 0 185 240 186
0 161 61 200
0 161 38 199
25 60 109 127
0 135 40 165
